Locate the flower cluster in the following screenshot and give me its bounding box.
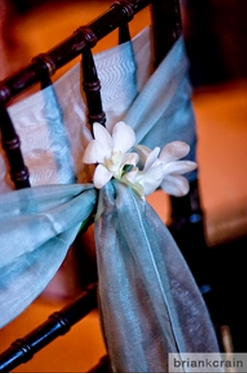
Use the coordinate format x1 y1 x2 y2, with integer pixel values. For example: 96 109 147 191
82 121 197 198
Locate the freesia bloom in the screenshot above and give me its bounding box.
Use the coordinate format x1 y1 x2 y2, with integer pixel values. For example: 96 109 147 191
136 141 197 197
82 121 197 198
82 121 138 189
122 147 163 198
159 141 197 196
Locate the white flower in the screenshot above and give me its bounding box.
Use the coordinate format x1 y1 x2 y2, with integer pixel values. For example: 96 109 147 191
135 141 197 197
82 121 197 198
159 141 197 197
82 121 139 189
159 141 197 196
122 147 163 198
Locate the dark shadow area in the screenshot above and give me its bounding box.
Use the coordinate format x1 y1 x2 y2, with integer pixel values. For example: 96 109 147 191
182 0 247 86
208 234 247 352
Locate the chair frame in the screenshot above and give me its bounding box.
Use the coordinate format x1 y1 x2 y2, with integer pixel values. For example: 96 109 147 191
0 0 181 190
0 0 216 372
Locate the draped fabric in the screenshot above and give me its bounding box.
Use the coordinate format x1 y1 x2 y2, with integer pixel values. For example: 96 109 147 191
0 180 220 372
0 27 220 372
0 184 97 328
95 181 220 372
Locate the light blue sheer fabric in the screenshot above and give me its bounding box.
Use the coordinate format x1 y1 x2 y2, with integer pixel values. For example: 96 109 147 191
0 28 219 372
124 32 196 174
0 184 96 328
95 181 220 372
0 180 220 370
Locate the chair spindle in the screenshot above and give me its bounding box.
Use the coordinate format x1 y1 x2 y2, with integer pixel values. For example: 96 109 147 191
0 103 30 189
82 48 106 128
118 23 131 44
0 283 98 373
32 53 56 89
151 0 182 67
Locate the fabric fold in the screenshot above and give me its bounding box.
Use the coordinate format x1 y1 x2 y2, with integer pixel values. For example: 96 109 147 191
94 181 219 372
0 184 96 328
124 34 197 181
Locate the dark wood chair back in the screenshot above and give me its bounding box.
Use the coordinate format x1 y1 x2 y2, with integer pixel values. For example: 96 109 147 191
0 1 221 371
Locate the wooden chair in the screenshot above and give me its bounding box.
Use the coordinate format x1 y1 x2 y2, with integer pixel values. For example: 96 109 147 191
0 0 221 371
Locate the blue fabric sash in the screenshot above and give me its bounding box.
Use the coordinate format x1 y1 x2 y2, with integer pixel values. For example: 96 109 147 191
95 181 219 372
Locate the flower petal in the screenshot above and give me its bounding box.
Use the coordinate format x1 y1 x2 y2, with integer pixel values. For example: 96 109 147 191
140 163 164 195
161 175 190 197
159 141 190 164
112 121 136 153
82 139 107 164
93 164 113 189
122 167 139 184
163 160 197 176
93 122 113 158
134 145 152 167
144 147 161 171
121 168 145 198
122 152 139 167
